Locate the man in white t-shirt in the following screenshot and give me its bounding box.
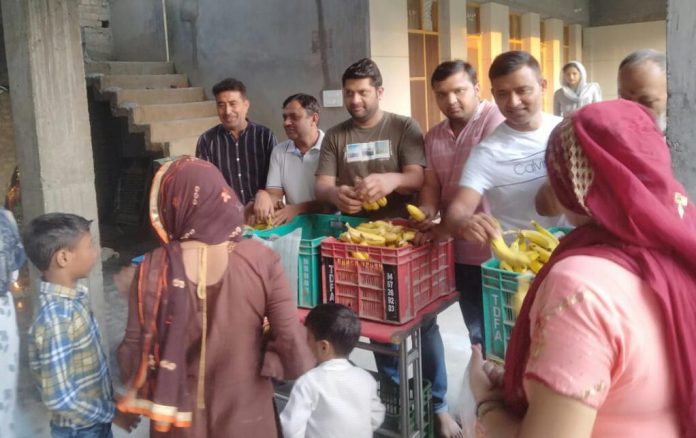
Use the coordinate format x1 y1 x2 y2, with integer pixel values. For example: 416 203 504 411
254 94 330 225
444 51 565 244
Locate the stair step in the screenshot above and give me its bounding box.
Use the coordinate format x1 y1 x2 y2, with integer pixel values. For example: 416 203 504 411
99 74 189 90
131 101 217 125
85 61 175 75
148 116 219 145
115 87 205 107
164 136 201 157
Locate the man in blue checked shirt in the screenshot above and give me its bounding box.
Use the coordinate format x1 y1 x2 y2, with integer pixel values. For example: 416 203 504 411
23 213 138 437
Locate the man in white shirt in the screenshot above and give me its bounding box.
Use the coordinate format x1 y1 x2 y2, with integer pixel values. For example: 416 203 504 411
445 51 565 244
280 303 385 438
254 94 329 225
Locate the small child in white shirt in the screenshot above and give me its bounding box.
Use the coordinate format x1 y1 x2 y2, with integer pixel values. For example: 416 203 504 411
280 303 385 438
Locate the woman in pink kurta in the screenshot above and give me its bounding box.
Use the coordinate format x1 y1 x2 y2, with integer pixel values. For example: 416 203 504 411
468 100 696 437
116 157 314 437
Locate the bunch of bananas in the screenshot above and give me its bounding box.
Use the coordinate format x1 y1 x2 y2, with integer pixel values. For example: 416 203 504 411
363 197 388 211
338 220 418 260
490 220 560 275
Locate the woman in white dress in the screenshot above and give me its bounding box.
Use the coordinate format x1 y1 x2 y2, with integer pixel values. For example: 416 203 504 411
0 208 26 438
553 61 602 117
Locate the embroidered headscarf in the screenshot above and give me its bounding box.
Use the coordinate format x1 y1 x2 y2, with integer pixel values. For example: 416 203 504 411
504 100 696 436
117 157 244 432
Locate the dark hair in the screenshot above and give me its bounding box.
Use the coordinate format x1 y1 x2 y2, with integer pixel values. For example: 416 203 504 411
488 51 542 81
342 58 383 88
212 78 247 99
431 60 478 87
22 213 92 272
305 303 361 357
282 93 321 115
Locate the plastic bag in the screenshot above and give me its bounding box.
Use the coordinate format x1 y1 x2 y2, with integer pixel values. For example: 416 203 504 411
251 227 301 303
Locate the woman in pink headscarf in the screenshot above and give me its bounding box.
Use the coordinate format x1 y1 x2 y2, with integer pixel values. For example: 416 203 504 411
116 157 313 437
468 100 696 437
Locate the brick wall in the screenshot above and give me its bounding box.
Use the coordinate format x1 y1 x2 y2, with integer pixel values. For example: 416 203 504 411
79 0 113 61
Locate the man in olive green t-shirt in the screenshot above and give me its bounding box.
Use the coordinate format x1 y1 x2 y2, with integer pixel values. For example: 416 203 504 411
315 59 462 437
315 58 426 219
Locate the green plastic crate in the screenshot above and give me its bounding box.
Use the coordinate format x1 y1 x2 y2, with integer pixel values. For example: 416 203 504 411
482 227 572 362
373 373 434 438
481 258 533 363
252 214 366 308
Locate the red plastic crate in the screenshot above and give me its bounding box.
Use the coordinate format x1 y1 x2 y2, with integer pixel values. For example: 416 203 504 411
321 237 455 324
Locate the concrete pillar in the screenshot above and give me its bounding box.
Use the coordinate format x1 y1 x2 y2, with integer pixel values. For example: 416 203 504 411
667 0 696 196
568 24 582 63
368 0 411 117
438 0 467 61
480 2 509 100
521 13 541 62
2 0 106 330
542 18 564 113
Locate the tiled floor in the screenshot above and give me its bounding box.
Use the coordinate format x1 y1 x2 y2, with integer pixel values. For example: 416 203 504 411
14 256 475 438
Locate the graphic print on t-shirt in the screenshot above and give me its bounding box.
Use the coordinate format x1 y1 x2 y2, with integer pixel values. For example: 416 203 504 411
346 140 391 163
497 150 547 186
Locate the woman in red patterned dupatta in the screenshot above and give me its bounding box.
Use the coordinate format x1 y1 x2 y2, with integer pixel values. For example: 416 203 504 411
468 100 696 437
116 157 314 437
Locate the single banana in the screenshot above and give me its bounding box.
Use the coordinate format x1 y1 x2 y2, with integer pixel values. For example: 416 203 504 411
512 276 530 317
376 197 387 207
510 238 520 252
528 243 551 263
362 201 380 211
360 229 387 246
499 261 514 272
346 224 364 243
525 250 540 262
520 230 557 251
402 230 416 242
531 220 560 246
384 232 400 243
529 260 544 274
406 204 426 222
351 251 370 260
490 235 532 267
339 232 353 243
517 234 527 251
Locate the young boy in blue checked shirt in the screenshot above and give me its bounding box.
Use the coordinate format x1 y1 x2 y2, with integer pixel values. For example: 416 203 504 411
23 213 138 438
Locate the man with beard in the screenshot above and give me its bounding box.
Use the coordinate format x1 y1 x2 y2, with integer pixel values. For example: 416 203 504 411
317 59 463 438
618 49 667 133
315 58 425 219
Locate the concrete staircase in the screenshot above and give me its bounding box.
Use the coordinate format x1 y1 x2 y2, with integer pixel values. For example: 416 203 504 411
85 61 219 156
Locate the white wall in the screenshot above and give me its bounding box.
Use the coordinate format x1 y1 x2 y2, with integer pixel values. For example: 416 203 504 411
583 21 666 100
369 0 411 117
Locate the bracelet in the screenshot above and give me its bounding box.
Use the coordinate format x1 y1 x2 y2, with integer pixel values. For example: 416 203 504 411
476 399 505 419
